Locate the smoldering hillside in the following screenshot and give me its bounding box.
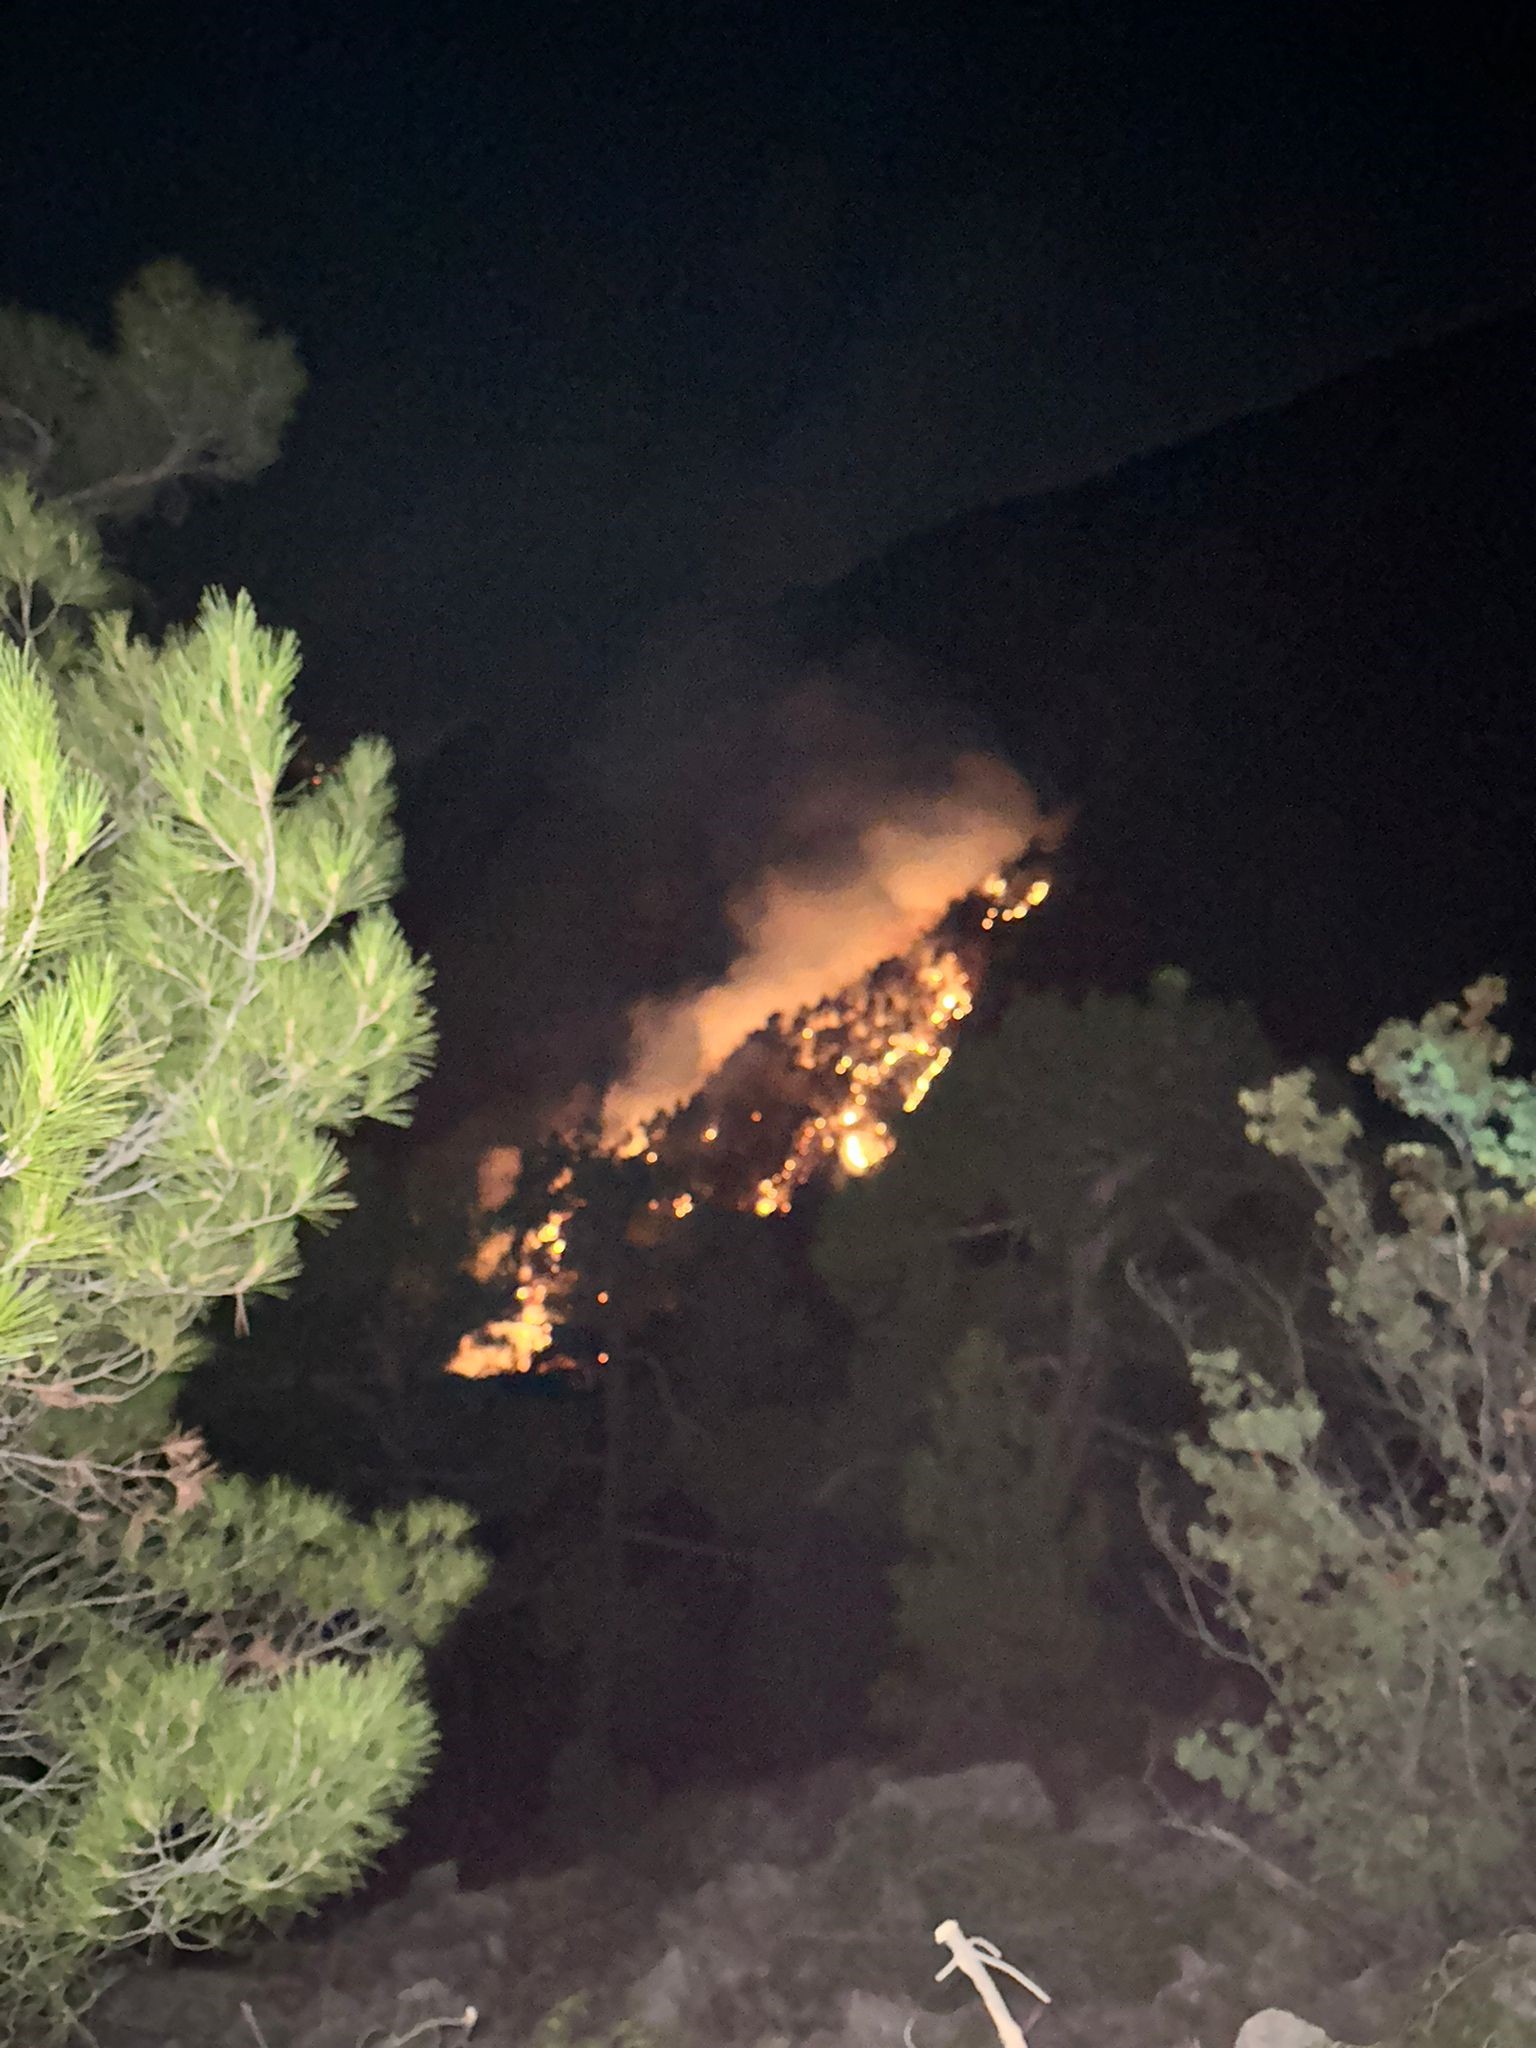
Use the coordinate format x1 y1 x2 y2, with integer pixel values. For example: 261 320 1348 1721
418 613 1060 1157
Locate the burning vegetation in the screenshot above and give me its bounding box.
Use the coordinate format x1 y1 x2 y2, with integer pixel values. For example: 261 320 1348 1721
639 864 1052 1218
446 856 1054 1380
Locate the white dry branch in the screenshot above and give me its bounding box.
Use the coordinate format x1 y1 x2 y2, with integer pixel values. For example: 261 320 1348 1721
240 1999 479 2047
930 1920 1051 2048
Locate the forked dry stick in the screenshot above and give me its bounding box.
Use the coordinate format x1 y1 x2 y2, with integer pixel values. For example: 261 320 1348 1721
932 1920 1051 2048
241 2000 478 2047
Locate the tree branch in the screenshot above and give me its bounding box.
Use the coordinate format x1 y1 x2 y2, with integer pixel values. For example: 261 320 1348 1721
53 436 199 521
0 401 53 476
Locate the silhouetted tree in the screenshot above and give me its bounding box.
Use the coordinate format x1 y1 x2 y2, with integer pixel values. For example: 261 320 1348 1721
1 259 303 527
815 971 1305 1743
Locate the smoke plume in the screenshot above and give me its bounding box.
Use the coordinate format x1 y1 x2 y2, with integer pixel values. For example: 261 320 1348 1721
600 742 1048 1144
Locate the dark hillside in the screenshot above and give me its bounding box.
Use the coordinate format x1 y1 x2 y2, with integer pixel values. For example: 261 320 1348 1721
807 304 1536 1056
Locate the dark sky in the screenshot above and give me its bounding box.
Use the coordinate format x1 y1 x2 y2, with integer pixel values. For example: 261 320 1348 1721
6 2 1532 756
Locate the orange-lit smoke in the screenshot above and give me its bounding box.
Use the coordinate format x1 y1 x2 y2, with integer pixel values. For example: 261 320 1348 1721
601 750 1046 1146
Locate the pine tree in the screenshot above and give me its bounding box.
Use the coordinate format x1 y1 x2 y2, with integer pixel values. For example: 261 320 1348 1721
0 482 484 2038
1 259 304 525
890 1328 1110 1735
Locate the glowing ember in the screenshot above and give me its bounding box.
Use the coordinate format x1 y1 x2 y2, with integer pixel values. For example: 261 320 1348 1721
839 1122 892 1176
448 1316 553 1379
982 873 1049 931
701 933 978 1216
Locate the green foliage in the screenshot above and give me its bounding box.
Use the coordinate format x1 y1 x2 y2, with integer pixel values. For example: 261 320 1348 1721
1399 1934 1536 2048
7 1649 433 1975
0 481 484 2036
0 473 119 664
1167 980 1536 1931
0 258 304 525
816 976 1291 1440
0 584 434 1397
816 976 1293 1734
525 1992 659 2048
887 1329 1109 1729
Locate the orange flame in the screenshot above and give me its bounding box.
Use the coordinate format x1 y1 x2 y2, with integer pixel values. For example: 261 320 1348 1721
448 1169 576 1379
601 753 1045 1148
447 852 1054 1377
725 934 977 1217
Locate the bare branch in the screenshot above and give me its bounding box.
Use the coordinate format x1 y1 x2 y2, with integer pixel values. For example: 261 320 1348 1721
53 435 199 521
0 401 53 475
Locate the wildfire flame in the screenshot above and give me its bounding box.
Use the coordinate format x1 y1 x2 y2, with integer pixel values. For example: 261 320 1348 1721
447 859 1052 1378
735 936 976 1218
599 752 1046 1147
446 1169 577 1380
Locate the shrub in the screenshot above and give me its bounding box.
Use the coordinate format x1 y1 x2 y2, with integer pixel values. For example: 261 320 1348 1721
885 1328 1109 1736
1162 980 1536 1931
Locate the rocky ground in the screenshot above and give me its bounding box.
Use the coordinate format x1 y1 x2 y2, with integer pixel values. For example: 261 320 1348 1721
83 1758 1535 2048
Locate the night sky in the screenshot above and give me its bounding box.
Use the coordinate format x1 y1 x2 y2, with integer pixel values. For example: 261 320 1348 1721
8 4 1532 751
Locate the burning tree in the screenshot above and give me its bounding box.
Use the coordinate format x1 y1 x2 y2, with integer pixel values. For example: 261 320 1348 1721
647 868 1051 1218
431 729 1066 1796
430 846 1059 1826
